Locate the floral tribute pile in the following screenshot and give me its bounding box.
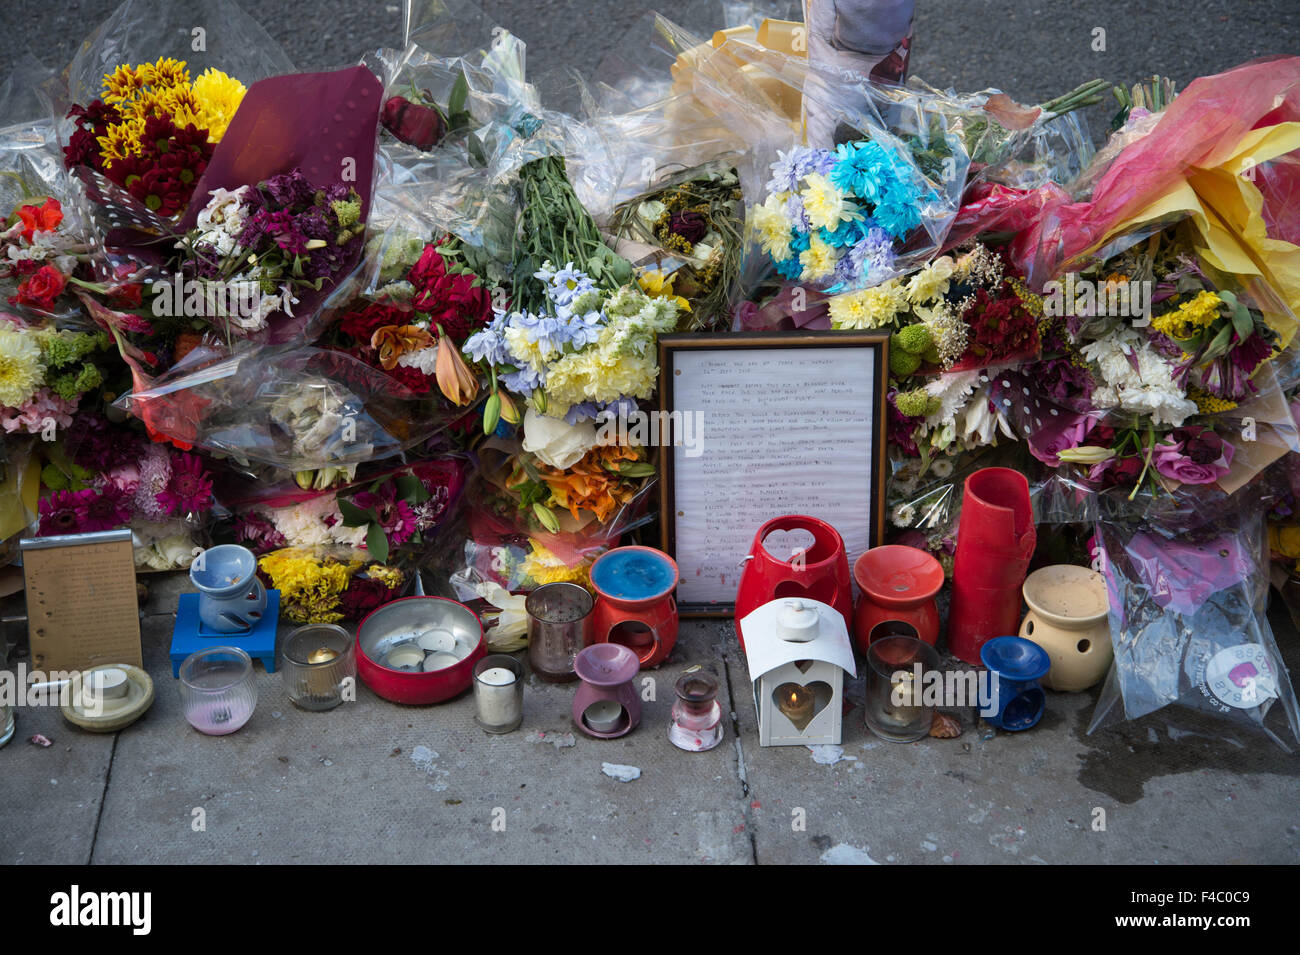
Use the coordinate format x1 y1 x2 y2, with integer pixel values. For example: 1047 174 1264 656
3 0 1300 745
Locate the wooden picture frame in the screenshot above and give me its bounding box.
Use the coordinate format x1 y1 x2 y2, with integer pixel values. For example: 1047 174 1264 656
657 330 889 616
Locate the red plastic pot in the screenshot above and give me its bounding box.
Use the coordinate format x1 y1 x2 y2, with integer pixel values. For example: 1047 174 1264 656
853 545 944 652
356 596 486 704
734 515 853 650
948 468 1036 665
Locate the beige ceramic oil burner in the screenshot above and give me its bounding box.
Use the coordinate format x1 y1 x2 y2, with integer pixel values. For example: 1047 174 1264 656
1019 565 1112 692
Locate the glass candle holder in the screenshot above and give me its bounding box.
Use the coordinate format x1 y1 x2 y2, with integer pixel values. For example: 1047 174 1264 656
0 700 13 748
526 582 594 683
864 635 940 743
474 654 524 733
179 646 257 735
669 668 724 752
281 624 355 711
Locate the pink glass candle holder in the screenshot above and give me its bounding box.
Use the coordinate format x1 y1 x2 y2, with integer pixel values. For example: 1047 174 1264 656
669 669 724 752
572 643 641 738
179 646 257 735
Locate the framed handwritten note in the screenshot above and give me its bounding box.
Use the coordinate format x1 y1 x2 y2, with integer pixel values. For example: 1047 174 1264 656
658 331 889 615
20 529 142 672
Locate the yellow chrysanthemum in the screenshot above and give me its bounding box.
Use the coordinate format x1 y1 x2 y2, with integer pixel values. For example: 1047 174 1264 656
97 118 146 166
637 270 691 312
140 57 191 90
752 192 793 261
799 235 837 282
1151 290 1222 340
904 256 955 304
800 173 856 231
0 327 45 408
257 548 351 624
119 89 170 122
828 279 908 330
101 64 145 105
191 68 247 142
158 85 203 128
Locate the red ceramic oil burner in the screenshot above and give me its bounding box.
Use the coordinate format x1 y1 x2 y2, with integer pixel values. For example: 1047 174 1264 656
572 643 642 738
588 546 679 669
948 468 1037 665
852 545 944 651
734 515 853 650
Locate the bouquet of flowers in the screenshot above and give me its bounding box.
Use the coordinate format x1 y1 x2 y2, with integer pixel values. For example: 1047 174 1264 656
606 162 745 331
63 57 246 218
753 138 939 291
0 311 113 437
326 236 490 406
36 409 218 570
169 168 365 338
256 547 407 624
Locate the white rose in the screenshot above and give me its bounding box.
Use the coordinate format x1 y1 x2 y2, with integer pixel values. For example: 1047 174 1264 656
521 407 598 470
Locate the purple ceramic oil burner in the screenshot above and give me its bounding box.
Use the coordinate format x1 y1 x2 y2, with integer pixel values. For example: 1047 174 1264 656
572 643 641 739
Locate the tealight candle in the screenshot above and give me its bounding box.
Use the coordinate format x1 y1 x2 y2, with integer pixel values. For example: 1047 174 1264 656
386 644 425 670
478 667 516 686
416 629 457 653
422 652 460 672
87 667 129 702
307 647 339 665
583 699 624 734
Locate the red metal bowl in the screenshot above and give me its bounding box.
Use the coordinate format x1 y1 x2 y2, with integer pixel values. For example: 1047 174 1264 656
356 596 486 705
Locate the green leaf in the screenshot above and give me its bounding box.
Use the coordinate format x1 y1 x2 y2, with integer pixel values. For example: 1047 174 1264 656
1231 303 1254 341
337 498 374 527
366 522 390 564
616 462 657 478
448 73 469 118
394 473 423 502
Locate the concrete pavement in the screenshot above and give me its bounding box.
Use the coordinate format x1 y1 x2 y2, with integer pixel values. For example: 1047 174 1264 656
2 571 1297 864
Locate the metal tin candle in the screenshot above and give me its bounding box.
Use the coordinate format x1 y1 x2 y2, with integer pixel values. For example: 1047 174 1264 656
474 654 524 733
526 582 594 682
669 668 724 752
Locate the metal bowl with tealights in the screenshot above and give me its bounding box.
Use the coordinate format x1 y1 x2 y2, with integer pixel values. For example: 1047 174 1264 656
356 597 486 704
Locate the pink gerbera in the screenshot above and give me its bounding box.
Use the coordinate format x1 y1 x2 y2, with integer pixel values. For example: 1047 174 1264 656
155 453 213 515
75 485 133 532
38 490 85 536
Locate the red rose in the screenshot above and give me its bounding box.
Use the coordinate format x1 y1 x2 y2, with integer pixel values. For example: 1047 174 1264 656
382 96 447 151
408 244 449 289
16 197 63 241
10 265 67 309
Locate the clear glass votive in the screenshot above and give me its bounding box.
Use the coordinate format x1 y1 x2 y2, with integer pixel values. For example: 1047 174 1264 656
281 624 355 711
864 635 940 743
179 646 258 735
474 654 524 733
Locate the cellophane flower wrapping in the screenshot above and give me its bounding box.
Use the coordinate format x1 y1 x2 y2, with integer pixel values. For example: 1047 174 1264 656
1089 487 1300 751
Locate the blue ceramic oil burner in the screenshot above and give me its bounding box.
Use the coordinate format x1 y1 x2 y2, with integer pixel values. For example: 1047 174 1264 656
980 636 1051 731
189 544 267 633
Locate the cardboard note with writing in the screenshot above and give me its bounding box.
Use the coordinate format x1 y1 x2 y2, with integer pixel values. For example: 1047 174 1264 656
21 530 142 671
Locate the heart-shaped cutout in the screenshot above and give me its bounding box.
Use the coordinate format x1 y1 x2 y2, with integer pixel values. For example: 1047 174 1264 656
772 680 833 732
794 659 814 674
